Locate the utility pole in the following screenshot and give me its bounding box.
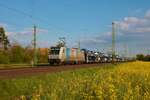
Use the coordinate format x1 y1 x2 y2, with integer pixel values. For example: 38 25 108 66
124 44 128 59
78 40 80 49
112 22 116 63
33 25 37 66
146 49 150 55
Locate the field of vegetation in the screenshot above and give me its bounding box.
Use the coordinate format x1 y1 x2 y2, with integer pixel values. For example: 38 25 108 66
0 61 150 100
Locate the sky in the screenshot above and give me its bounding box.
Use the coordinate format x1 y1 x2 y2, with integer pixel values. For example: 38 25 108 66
0 0 150 56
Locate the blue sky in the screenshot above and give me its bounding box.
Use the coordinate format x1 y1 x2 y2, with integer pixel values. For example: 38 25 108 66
0 0 150 56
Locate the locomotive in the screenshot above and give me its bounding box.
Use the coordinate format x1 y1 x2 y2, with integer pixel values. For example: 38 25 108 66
48 46 85 65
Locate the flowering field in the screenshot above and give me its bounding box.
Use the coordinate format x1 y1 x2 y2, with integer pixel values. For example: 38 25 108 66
0 62 150 100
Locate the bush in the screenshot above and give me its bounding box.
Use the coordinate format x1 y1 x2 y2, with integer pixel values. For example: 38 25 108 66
0 44 49 64
0 50 10 64
9 45 25 63
37 48 48 63
23 47 34 63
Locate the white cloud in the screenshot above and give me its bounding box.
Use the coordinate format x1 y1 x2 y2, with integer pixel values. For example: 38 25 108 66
0 23 8 28
6 27 49 36
6 32 17 36
124 17 146 25
134 27 150 33
19 28 49 35
105 32 112 36
117 21 129 30
80 9 150 53
145 10 150 19
134 8 143 14
37 28 49 33
115 9 150 35
116 17 148 32
2 26 50 47
81 38 106 45
37 40 54 47
0 23 9 36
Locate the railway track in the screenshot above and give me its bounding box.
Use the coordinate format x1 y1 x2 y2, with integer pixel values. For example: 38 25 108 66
0 63 111 78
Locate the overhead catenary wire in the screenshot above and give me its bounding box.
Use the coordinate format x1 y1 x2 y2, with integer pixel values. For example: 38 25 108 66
0 1 70 49
0 2 68 34
0 1 69 65
0 3 33 18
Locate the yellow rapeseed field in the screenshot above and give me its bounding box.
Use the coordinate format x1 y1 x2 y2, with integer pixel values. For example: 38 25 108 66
23 61 150 100
80 61 150 100
0 61 150 100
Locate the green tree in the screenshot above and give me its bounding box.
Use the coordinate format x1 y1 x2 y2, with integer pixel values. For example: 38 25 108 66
9 44 25 63
0 50 10 64
23 46 34 63
0 27 10 50
136 54 144 61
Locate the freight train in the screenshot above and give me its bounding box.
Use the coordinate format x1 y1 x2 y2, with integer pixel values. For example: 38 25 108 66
48 46 125 65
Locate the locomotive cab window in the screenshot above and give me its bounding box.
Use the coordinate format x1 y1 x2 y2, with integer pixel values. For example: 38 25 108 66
50 47 60 54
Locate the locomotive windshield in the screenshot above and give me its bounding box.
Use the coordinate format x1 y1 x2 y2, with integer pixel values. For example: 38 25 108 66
50 47 60 54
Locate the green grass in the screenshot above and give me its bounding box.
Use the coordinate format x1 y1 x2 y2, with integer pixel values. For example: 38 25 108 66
0 64 32 69
0 62 150 100
0 63 49 69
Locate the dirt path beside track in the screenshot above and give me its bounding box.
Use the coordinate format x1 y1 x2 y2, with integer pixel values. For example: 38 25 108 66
0 63 111 79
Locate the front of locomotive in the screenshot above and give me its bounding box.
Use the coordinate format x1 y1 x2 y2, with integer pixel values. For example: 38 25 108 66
48 47 61 65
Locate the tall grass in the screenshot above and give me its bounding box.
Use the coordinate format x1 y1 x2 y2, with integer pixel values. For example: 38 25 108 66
0 62 150 100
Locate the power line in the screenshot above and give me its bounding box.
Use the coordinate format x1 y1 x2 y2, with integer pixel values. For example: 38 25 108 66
0 2 68 34
0 3 33 18
0 3 34 29
0 1 70 51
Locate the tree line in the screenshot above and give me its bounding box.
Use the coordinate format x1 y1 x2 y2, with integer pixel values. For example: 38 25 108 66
0 27 49 64
136 54 150 61
0 43 49 64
